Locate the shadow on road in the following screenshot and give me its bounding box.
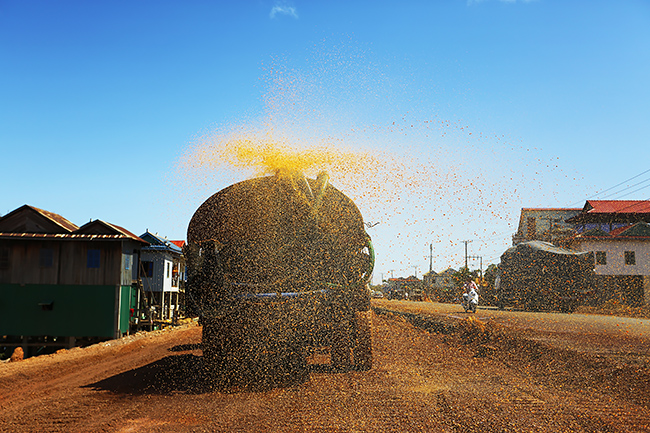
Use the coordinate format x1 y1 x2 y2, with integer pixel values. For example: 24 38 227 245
84 353 216 395
84 344 351 395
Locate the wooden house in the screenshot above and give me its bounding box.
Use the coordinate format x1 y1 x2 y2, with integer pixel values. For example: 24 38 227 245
0 205 148 356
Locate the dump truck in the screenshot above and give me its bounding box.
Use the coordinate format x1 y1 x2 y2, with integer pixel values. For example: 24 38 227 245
184 171 374 385
497 240 595 312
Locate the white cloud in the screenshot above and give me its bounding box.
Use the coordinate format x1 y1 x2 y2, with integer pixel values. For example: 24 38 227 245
270 3 299 19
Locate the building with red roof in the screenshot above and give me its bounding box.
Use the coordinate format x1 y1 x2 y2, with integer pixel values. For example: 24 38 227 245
568 203 650 306
567 200 650 233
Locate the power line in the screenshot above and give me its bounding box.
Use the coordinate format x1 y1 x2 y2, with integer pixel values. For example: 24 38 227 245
597 177 650 200
610 185 650 200
569 167 650 207
591 168 650 199
473 232 513 243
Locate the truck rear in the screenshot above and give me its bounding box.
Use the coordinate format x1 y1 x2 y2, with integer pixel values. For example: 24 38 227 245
497 240 595 312
185 171 374 385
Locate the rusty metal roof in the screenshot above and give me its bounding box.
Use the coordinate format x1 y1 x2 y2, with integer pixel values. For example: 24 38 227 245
583 200 650 214
76 219 147 243
0 204 80 233
520 207 582 212
0 232 148 242
30 205 80 232
0 205 147 243
170 240 186 249
566 200 650 224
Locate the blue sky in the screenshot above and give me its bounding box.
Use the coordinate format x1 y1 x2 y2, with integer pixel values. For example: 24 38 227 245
2 0 649 282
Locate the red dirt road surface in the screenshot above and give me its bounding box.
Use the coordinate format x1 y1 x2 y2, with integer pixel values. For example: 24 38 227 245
1 307 649 432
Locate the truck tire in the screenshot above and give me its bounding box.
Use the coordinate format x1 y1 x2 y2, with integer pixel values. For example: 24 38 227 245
352 310 372 371
273 344 308 385
331 319 353 370
201 318 226 384
559 300 576 314
202 316 250 387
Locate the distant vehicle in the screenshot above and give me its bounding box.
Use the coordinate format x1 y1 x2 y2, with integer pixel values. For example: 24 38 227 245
497 241 595 313
461 283 479 313
371 290 384 298
387 288 408 300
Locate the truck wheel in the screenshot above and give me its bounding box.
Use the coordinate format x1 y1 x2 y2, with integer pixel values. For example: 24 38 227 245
331 320 353 371
559 301 576 314
202 317 247 387
353 310 372 371
201 318 224 383
274 344 308 385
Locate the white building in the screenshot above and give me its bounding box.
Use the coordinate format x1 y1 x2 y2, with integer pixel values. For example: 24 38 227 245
139 231 185 321
570 222 650 306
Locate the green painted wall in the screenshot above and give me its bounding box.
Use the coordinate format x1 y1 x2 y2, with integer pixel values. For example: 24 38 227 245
0 284 135 338
120 285 136 334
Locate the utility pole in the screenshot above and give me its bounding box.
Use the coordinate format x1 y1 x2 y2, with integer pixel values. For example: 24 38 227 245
462 240 472 269
424 243 434 274
413 265 419 278
468 255 483 278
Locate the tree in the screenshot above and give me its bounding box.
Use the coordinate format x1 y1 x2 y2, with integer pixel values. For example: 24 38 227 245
451 267 480 291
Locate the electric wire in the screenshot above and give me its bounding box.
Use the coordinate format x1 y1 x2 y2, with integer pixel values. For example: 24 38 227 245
596 177 650 200
590 168 650 199
569 167 650 206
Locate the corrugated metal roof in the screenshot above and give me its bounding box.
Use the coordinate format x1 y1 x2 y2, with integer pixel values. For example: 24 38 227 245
0 204 80 233
74 219 147 243
0 205 147 244
101 221 147 243
613 222 650 237
521 208 582 212
0 233 148 242
609 225 632 237
584 200 650 214
30 205 80 232
170 240 186 249
139 230 183 253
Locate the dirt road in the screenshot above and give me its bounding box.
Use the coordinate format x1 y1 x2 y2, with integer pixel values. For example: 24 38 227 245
375 299 650 365
0 309 648 432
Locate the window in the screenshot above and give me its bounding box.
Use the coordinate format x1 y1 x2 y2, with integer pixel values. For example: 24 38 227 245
595 251 606 265
87 249 101 268
624 251 636 266
172 264 179 287
40 248 53 268
167 262 170 278
124 254 131 270
142 261 154 277
0 247 10 270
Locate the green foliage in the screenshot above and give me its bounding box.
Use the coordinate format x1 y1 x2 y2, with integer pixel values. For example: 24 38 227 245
451 267 480 289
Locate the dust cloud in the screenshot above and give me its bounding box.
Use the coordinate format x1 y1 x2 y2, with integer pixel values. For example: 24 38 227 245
173 38 577 280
